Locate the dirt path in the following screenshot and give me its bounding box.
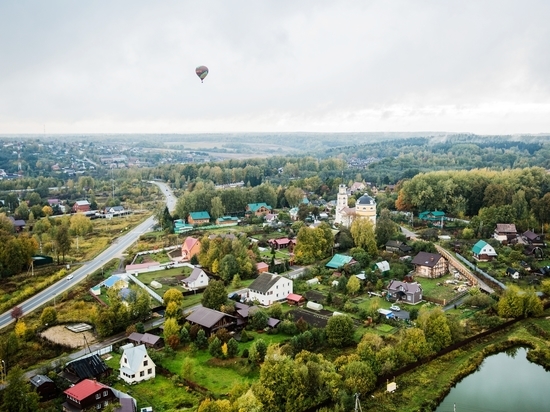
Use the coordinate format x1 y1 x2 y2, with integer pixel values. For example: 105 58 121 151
40 325 98 349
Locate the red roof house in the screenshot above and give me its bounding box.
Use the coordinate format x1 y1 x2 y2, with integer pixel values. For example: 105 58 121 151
181 237 201 261
256 262 269 273
63 379 116 411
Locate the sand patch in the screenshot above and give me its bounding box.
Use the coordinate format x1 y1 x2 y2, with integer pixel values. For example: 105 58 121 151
40 325 98 348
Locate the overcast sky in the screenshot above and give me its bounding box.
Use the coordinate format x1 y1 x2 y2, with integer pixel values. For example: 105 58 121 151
1 1 549 135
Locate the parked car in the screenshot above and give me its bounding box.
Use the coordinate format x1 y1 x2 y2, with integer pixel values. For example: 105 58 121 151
390 304 400 311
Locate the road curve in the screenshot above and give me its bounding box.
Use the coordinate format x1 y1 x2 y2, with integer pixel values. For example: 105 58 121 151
0 181 176 331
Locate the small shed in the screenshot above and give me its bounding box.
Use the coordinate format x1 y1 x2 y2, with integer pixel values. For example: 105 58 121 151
287 293 306 306
306 278 320 286
150 280 162 289
306 301 323 311
506 267 520 279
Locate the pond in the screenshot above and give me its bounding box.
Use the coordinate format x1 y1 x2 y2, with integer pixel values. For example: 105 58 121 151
435 347 550 412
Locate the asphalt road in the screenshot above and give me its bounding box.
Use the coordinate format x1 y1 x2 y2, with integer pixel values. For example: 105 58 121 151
0 181 175 331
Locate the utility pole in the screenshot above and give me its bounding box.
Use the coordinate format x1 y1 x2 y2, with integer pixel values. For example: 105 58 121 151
354 393 363 412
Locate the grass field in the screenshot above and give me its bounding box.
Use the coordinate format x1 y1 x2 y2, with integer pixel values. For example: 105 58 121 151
103 329 294 410
417 274 467 302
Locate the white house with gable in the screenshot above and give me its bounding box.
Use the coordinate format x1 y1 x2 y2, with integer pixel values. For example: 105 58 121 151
181 267 210 290
119 344 156 384
248 272 293 306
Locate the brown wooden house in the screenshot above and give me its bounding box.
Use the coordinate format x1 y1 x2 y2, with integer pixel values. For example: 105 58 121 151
60 354 111 385
185 306 237 336
127 332 164 350
29 374 58 401
62 379 116 411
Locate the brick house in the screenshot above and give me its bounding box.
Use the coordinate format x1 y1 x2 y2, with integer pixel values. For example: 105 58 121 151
246 203 272 217
188 211 210 225
181 237 201 261
411 252 447 278
72 200 91 213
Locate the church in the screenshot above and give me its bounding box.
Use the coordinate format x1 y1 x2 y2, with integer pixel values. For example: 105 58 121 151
334 184 377 228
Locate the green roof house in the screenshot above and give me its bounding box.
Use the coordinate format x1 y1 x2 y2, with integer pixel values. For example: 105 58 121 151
246 203 272 217
326 254 356 269
418 210 446 221
472 240 497 261
188 211 210 225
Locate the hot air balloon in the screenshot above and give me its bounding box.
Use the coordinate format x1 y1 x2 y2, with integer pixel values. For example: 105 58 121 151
196 66 209 83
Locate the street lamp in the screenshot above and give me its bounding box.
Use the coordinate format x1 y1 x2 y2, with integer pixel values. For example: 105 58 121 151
1 360 6 382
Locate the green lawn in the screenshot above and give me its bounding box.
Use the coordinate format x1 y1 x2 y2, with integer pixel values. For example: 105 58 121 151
104 329 293 407
417 275 465 302
104 353 200 411
135 267 193 296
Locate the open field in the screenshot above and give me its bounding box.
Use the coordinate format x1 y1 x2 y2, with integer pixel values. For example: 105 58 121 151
418 274 469 302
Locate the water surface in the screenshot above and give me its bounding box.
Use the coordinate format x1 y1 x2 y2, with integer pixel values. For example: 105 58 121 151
435 347 550 412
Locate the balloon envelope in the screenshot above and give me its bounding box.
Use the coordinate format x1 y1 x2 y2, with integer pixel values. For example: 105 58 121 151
196 66 209 82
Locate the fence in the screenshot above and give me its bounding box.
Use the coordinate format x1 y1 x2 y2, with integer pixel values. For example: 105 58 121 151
128 274 164 304
455 253 507 291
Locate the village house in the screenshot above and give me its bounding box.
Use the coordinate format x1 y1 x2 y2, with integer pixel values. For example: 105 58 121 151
72 200 91 213
246 202 273 217
181 267 209 290
248 272 293 306
494 223 518 244
472 240 498 261
29 374 58 401
522 230 545 247
185 306 238 336
188 211 210 225
418 210 446 225
268 237 296 251
181 236 201 261
256 262 269 273
386 280 423 304
101 274 128 290
120 344 156 384
60 354 111 384
326 253 355 269
104 205 125 215
349 181 366 194
264 213 278 225
127 332 164 350
411 252 447 278
215 216 239 226
286 293 306 306
62 379 116 411
385 240 412 254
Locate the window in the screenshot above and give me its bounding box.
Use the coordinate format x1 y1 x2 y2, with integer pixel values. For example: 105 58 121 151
103 391 108 397
123 357 127 364
104 401 109 407
96 404 101 410
140 371 145 377
143 360 148 366
148 368 152 374
96 393 101 400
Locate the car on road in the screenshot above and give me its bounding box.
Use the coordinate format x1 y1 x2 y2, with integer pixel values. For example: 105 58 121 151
390 304 401 311
66 274 73 280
